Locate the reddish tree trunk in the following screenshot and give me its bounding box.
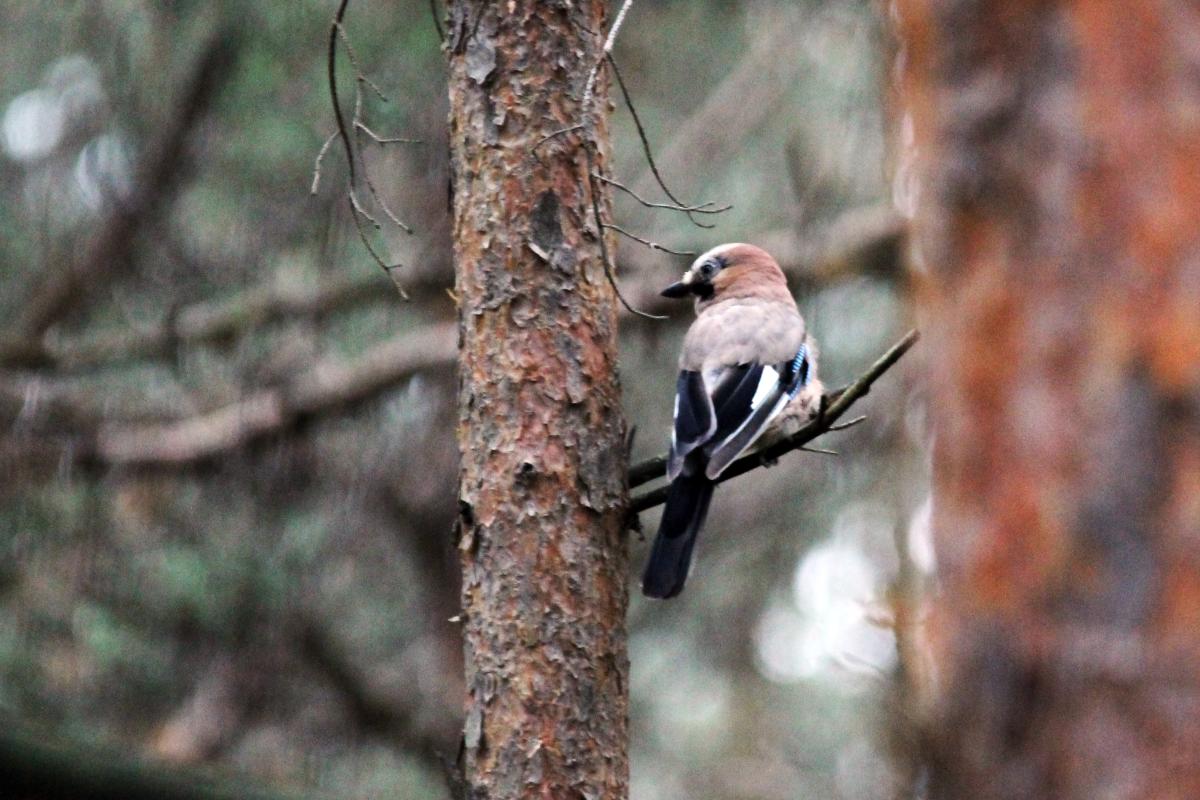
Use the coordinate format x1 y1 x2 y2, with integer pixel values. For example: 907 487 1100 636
894 2 1200 798
446 3 630 798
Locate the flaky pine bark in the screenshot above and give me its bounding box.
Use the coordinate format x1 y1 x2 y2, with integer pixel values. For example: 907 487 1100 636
446 4 629 799
894 3 1200 798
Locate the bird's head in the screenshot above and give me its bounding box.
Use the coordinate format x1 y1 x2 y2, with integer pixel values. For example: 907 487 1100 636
660 243 789 304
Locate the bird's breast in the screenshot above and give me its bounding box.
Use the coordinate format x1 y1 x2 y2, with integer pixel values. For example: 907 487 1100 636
679 299 807 371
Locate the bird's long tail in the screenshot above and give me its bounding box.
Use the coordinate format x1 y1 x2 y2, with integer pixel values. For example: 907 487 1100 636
642 473 715 599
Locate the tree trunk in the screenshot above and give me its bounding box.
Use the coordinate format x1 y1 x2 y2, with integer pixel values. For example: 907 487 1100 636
893 2 1200 798
446 4 629 799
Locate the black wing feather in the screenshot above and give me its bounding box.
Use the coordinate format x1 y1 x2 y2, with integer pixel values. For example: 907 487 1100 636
703 354 810 480
709 363 764 444
667 371 715 479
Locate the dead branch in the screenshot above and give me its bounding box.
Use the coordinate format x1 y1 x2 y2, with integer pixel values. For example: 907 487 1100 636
320 0 415 288
595 173 731 216
1 204 900 375
583 146 666 321
628 330 919 512
602 223 695 256
608 53 722 229
581 0 634 112
629 20 807 205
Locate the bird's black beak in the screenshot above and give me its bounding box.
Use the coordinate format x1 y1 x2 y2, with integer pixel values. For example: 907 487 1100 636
660 280 692 298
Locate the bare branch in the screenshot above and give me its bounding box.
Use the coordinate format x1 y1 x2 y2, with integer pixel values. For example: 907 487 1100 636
327 0 357 187
354 121 421 145
601 223 695 256
608 53 719 229
348 187 409 296
595 173 731 216
22 274 393 371
323 0 415 282
310 131 338 194
335 22 388 102
582 0 634 112
628 330 919 512
827 415 867 432
532 125 585 159
584 147 667 321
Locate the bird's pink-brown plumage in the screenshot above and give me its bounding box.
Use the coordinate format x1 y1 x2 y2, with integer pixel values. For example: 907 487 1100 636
643 243 822 598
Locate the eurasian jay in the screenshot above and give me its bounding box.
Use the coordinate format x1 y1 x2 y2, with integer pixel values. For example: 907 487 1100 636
643 243 822 599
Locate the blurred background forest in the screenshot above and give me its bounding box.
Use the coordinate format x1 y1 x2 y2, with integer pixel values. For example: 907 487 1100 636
0 1 923 797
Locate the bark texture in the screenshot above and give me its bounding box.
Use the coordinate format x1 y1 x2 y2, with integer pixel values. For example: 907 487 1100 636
894 2 1200 798
446 3 629 799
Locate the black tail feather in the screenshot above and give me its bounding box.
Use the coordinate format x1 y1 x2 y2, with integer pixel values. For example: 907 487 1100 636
641 474 714 599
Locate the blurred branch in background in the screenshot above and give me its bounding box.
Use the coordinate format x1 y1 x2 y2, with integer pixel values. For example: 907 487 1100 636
2 322 455 477
297 615 448 760
10 29 239 339
1 204 902 486
629 21 808 228
0 272 394 371
0 717 334 800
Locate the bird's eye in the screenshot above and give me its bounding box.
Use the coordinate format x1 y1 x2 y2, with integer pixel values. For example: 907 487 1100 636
698 258 720 279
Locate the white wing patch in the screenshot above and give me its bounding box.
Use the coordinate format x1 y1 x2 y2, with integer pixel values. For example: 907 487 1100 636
750 366 780 410
671 394 679 448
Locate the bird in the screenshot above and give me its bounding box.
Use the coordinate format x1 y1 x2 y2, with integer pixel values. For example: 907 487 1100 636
642 243 823 599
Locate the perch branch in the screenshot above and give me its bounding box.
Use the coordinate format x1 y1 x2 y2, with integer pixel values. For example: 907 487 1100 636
628 330 919 512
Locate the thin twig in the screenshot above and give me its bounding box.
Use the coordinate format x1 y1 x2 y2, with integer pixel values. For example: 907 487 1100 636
337 23 389 102
584 147 666 321
532 125 584 159
349 186 381 229
327 0 357 188
594 173 731 216
428 0 445 42
355 121 421 145
602 223 695 256
628 330 919 511
352 88 414 235
323 0 415 281
582 0 634 113
352 217 408 298
362 171 414 234
310 131 338 194
608 53 718 229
